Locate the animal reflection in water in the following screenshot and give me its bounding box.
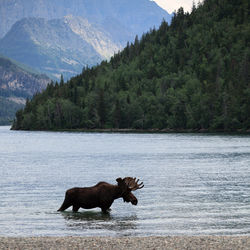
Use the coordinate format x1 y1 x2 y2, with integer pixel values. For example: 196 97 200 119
58 177 144 213
61 210 138 232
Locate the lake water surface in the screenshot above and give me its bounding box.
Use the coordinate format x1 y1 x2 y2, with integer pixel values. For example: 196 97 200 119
0 126 249 236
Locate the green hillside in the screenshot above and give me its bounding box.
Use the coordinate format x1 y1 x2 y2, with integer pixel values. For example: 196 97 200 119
12 0 250 131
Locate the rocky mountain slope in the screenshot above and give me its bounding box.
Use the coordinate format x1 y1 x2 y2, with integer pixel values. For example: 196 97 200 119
0 16 120 80
0 55 50 124
0 0 171 79
0 0 172 40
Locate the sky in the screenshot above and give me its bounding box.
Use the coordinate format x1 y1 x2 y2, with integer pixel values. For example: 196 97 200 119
153 0 194 13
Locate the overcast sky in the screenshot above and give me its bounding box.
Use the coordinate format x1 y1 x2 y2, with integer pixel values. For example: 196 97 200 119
153 0 194 13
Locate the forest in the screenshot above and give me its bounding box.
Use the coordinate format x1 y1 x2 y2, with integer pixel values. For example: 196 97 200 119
12 0 250 132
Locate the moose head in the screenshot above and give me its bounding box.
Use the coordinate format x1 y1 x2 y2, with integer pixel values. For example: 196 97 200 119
58 177 144 213
116 177 144 205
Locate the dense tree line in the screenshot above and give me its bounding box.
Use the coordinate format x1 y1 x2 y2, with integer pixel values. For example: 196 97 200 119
12 0 250 131
0 97 23 125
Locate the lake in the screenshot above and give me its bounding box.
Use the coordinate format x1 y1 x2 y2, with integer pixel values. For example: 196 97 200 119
0 126 249 236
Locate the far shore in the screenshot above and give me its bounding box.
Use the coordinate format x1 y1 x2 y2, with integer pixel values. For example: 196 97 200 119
8 126 250 134
0 236 249 249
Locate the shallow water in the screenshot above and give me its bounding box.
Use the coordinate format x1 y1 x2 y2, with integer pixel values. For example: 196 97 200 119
0 126 249 236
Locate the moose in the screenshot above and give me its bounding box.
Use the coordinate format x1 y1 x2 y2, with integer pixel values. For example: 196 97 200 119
58 177 144 213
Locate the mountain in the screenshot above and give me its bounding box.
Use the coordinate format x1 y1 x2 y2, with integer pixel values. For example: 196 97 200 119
0 0 172 40
0 0 171 80
64 16 121 59
0 16 120 80
0 0 172 124
12 0 249 131
0 55 50 125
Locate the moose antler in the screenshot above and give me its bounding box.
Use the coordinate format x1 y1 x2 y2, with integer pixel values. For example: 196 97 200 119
123 177 144 191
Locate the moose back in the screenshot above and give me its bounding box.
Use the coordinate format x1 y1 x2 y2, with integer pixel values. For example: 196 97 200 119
58 177 144 213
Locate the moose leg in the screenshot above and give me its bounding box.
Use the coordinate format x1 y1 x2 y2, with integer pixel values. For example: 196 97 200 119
72 205 80 212
101 208 108 213
101 206 111 214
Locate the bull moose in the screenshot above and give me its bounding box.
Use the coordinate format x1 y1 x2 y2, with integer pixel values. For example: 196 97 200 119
58 177 144 213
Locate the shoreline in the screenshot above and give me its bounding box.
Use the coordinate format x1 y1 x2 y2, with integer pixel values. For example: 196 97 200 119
0 236 249 249
8 126 250 134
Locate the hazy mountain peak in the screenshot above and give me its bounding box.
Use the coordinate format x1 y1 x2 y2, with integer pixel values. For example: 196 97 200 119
0 15 121 79
0 0 172 39
64 15 121 59
0 0 172 79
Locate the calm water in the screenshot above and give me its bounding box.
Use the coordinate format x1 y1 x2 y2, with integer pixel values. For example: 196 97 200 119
0 126 249 236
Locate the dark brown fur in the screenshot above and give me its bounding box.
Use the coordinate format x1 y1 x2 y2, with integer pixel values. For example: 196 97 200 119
57 178 139 213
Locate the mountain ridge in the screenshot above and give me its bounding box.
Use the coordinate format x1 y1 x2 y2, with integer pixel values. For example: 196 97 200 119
64 15 121 59
0 0 172 39
0 0 172 80
0 16 118 80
